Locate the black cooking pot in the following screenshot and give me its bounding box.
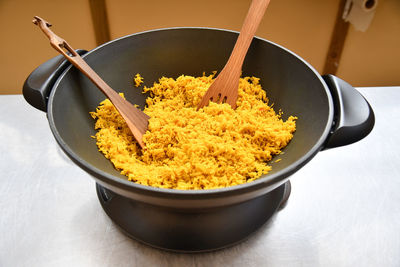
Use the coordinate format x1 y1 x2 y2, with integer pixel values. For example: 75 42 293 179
23 28 374 252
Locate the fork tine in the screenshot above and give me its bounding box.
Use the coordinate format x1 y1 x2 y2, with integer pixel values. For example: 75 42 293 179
226 97 237 109
216 93 222 104
197 95 210 109
217 94 225 104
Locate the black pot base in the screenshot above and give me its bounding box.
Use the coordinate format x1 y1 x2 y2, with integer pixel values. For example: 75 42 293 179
96 181 291 252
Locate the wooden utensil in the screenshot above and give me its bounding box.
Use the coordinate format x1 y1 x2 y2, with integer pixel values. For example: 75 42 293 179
33 16 149 148
197 0 270 109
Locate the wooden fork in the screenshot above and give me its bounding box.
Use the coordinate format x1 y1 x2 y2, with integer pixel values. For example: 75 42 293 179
197 0 270 109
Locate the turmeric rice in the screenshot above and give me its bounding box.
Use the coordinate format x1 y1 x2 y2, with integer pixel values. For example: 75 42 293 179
133 73 144 87
90 73 297 190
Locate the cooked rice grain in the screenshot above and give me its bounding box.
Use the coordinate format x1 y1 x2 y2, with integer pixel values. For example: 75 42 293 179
134 73 144 87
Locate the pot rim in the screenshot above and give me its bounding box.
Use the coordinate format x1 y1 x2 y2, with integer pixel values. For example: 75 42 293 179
47 27 334 198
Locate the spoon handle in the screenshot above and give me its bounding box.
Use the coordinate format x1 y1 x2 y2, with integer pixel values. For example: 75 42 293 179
32 16 121 103
226 0 270 69
33 16 149 148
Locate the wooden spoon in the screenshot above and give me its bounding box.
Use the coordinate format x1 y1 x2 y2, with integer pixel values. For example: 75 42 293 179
33 16 149 148
197 0 270 109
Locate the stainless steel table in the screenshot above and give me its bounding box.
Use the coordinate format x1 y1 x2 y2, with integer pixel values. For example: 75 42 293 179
1 87 399 267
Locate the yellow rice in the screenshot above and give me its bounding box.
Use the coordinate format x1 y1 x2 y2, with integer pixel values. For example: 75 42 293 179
133 73 144 87
90 73 297 190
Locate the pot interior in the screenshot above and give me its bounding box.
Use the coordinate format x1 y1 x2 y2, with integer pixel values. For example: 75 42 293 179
49 28 332 189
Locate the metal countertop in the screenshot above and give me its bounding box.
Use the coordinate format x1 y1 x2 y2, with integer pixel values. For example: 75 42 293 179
1 87 399 267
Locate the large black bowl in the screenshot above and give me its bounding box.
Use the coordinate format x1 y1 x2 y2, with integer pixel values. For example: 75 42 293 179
23 28 374 252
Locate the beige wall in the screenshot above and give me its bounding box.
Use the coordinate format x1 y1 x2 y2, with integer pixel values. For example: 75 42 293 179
106 0 339 73
0 0 97 94
337 0 400 86
0 0 399 94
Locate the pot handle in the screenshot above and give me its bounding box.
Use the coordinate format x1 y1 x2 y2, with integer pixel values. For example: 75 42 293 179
322 74 375 149
22 49 88 112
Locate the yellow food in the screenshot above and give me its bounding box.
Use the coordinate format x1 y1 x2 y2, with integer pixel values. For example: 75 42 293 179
90 73 297 190
133 73 143 87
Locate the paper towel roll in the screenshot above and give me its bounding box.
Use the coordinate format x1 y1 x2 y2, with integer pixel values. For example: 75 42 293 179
343 0 378 32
